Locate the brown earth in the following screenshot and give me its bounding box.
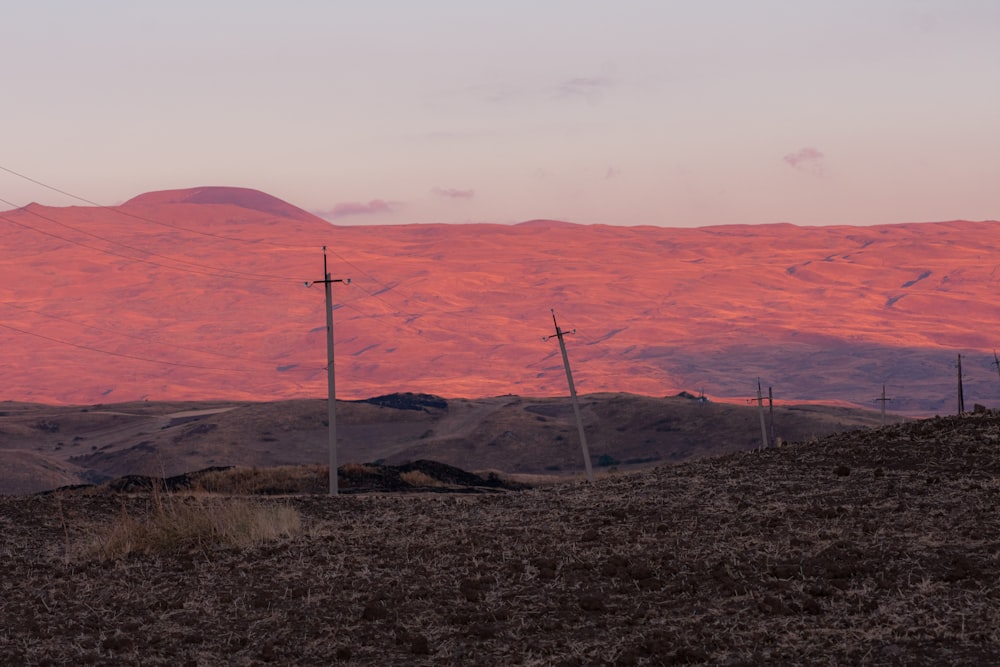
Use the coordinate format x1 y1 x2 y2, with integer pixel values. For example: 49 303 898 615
2 412 999 665
0 392 893 495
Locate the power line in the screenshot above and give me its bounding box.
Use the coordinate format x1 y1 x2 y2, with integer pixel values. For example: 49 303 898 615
0 163 324 249
0 164 536 339
0 166 453 311
0 163 488 316
0 268 426 371
0 321 267 372
0 300 284 368
0 199 304 284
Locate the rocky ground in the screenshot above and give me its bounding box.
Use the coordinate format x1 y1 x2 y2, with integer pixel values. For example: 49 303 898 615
2 412 999 665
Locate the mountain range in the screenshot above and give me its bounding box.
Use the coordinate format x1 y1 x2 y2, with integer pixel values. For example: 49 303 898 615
2 186 999 413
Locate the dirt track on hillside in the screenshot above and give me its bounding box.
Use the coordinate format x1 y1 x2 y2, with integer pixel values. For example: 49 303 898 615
2 413 999 665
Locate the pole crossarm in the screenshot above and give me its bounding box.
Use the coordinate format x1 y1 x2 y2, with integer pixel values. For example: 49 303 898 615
874 384 892 427
541 309 575 342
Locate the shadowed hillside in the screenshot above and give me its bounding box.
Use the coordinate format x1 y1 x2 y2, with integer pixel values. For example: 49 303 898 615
0 392 891 495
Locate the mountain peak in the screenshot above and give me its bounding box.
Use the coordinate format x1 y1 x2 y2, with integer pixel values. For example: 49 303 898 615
123 186 318 221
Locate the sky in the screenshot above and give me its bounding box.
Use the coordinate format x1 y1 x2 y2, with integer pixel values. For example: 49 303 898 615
2 0 999 227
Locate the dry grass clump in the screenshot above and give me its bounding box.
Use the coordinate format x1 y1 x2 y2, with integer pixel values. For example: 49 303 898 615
399 470 443 487
93 492 300 559
193 465 325 494
341 462 379 476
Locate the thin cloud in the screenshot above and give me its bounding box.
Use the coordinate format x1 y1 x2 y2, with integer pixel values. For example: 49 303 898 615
314 200 392 219
432 187 475 199
560 75 613 96
558 74 615 104
784 147 826 175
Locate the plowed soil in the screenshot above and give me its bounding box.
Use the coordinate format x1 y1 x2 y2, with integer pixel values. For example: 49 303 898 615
2 412 999 665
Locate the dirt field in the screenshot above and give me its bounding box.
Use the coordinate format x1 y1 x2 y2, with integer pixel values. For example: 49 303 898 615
2 411 998 665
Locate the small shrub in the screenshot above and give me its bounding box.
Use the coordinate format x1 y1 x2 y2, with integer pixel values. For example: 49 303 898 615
596 454 621 467
34 420 60 433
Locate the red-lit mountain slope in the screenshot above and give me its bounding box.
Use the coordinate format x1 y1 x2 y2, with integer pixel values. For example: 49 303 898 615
2 188 998 413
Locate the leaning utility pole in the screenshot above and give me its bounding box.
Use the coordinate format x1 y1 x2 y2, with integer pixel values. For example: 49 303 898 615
543 309 593 482
308 247 350 495
874 384 892 427
957 353 965 415
755 378 768 450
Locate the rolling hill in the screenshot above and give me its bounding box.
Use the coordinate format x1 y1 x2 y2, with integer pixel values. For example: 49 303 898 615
2 187 999 413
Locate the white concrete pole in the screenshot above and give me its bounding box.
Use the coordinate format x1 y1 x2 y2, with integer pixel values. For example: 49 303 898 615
308 247 349 495
546 310 594 482
756 378 768 450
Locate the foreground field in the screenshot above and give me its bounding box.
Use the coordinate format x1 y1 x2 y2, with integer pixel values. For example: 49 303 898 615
2 412 999 665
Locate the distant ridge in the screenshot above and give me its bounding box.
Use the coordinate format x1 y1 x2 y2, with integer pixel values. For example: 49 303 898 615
124 186 319 222
516 219 578 229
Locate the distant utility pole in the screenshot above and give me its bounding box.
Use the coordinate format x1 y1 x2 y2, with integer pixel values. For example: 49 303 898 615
957 353 965 415
993 350 1000 381
307 247 350 495
756 378 768 450
543 309 593 482
874 384 892 427
768 386 775 447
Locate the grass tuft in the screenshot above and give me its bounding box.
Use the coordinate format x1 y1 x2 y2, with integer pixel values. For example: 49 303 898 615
341 462 379 476
92 491 301 559
193 465 325 494
400 470 442 487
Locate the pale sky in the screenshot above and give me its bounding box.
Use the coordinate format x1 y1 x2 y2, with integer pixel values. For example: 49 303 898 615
3 0 998 227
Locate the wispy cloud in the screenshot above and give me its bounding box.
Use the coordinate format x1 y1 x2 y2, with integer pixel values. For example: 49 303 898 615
314 199 392 219
558 75 615 104
783 147 826 175
432 187 475 199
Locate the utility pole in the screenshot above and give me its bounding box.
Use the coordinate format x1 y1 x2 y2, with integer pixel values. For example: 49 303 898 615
756 378 768 450
874 384 892 427
543 309 593 482
993 350 1000 381
307 247 350 495
957 353 965 415
767 386 775 447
